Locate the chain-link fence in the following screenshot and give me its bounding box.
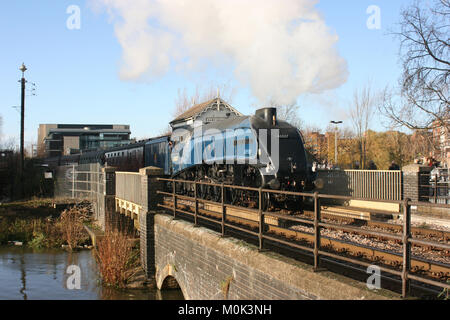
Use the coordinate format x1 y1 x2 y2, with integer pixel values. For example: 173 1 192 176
54 164 105 221
54 163 102 199
54 163 105 222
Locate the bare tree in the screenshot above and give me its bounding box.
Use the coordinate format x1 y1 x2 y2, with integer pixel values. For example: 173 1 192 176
172 83 236 118
380 0 449 131
349 83 377 169
0 115 17 151
0 137 17 151
0 115 2 147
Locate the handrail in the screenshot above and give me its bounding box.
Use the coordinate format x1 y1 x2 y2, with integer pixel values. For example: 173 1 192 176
156 177 450 209
156 177 450 298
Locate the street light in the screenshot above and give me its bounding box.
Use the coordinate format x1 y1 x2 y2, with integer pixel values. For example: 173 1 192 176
20 63 27 76
19 63 27 198
330 120 343 167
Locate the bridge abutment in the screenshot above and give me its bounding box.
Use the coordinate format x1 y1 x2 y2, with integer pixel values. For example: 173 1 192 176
98 166 116 231
402 164 432 203
138 167 165 286
152 214 397 300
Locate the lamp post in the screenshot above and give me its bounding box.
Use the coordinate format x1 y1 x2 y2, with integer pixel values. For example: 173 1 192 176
19 63 27 198
330 121 343 167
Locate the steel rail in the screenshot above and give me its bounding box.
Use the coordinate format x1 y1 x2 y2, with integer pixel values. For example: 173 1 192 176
161 192 450 245
318 221 403 241
300 210 450 241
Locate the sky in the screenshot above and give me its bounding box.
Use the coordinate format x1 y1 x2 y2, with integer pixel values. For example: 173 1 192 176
0 0 414 151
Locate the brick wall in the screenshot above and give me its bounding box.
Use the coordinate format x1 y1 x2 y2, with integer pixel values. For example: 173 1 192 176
151 214 394 300
403 172 418 202
402 164 432 203
139 167 164 283
140 211 156 283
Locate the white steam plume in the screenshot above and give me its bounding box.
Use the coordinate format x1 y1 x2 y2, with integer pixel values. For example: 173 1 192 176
91 0 348 105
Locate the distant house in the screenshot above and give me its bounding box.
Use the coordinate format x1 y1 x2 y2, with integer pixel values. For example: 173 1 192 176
432 119 450 168
169 98 243 131
302 131 328 162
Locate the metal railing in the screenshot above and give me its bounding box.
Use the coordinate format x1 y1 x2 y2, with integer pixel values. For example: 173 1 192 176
317 169 403 201
419 169 449 204
115 171 142 205
156 177 450 298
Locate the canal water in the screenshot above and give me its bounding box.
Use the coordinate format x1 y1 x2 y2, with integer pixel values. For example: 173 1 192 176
0 246 184 300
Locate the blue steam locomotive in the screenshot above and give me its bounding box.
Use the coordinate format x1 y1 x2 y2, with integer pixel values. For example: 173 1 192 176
44 108 316 206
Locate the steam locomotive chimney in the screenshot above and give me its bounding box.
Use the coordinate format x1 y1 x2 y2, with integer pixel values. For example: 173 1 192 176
255 107 277 126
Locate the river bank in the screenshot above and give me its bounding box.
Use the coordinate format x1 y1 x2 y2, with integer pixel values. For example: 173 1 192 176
0 199 170 294
0 199 91 249
0 246 183 300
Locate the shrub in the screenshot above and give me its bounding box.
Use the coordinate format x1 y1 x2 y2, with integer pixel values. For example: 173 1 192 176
95 231 132 288
29 232 46 248
59 208 87 250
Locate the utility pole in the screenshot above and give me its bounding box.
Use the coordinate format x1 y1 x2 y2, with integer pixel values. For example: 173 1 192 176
330 121 343 167
19 63 27 198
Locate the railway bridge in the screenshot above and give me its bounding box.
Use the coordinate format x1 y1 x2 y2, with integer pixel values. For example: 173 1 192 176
57 164 450 300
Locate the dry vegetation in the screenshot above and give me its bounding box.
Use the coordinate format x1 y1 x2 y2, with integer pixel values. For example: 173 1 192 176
59 206 91 250
0 202 91 249
95 231 134 288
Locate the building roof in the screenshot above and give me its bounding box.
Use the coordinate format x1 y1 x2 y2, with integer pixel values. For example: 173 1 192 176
48 128 130 134
170 98 243 124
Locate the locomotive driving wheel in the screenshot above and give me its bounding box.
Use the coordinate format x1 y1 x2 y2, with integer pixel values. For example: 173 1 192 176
230 188 243 206
197 182 207 199
260 191 271 211
208 185 221 203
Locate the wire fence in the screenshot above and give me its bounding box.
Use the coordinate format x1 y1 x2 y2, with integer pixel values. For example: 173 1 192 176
54 163 105 222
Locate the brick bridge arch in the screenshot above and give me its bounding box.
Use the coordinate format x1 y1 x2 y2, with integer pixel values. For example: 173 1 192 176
157 266 189 300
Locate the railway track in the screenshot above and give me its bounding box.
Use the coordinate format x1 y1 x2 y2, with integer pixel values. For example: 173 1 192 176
298 209 450 242
160 198 450 284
